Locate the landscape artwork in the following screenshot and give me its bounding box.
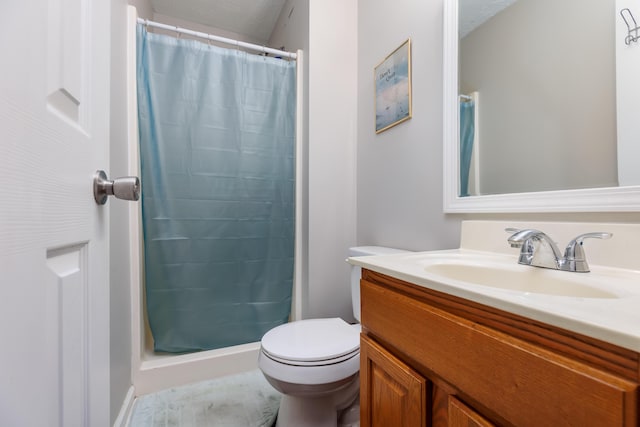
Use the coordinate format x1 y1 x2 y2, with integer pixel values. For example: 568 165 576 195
375 39 412 133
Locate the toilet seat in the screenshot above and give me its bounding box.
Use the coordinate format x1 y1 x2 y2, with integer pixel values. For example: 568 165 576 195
262 347 359 367
261 318 360 366
259 318 361 385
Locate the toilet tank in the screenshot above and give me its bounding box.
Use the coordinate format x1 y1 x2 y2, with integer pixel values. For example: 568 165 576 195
349 246 411 322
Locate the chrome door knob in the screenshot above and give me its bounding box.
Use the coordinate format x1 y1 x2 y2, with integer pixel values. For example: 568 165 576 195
93 170 140 205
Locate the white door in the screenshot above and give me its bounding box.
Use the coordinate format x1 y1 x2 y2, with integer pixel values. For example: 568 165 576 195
0 0 111 425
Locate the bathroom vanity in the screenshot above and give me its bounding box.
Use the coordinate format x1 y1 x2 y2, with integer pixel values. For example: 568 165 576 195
359 269 639 426
351 221 640 427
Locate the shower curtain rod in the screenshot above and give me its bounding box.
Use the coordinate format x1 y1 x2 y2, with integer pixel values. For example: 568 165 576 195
136 18 297 60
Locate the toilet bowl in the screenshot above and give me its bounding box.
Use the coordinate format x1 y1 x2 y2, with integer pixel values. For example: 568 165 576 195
258 246 410 427
259 318 361 426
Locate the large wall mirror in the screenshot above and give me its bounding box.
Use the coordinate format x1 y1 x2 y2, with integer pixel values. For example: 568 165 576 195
443 0 640 212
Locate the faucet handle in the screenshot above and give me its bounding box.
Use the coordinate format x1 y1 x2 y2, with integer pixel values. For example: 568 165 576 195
562 232 612 272
505 228 522 248
506 228 545 249
572 232 612 243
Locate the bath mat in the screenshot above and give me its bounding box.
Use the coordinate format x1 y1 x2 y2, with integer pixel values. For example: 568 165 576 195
129 370 280 427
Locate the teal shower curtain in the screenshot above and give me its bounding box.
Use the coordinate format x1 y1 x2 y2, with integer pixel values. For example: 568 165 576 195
136 25 296 353
459 100 475 197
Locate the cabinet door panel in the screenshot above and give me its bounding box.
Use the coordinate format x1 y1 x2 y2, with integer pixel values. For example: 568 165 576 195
361 334 427 427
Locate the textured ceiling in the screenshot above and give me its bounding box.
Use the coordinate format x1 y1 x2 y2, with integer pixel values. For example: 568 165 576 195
150 0 288 42
459 0 519 38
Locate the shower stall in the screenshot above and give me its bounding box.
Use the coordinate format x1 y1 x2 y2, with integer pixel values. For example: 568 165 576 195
124 6 304 395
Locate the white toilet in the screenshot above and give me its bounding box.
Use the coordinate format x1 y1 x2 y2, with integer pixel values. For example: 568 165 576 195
258 246 409 427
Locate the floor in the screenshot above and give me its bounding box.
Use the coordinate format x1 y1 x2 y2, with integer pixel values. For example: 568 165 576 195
128 370 281 427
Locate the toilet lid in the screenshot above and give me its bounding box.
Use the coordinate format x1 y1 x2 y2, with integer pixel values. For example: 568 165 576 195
261 318 360 365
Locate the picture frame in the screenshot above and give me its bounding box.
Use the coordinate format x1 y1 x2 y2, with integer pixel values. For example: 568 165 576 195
374 39 412 133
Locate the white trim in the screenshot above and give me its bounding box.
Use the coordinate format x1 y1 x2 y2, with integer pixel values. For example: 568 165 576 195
292 49 304 321
126 3 146 394
469 91 480 195
443 0 461 211
112 386 136 427
442 0 640 213
444 185 640 213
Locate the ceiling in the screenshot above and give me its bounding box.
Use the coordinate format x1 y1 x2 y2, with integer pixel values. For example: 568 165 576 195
150 0 288 42
150 0 516 43
459 0 518 38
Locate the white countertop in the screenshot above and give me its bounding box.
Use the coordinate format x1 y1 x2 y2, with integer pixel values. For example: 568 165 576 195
349 220 640 352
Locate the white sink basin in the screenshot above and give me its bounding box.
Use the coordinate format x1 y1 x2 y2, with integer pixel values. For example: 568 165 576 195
347 220 640 352
422 261 619 299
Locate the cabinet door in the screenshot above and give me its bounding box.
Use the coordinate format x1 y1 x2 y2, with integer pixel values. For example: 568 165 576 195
448 396 495 427
360 334 427 427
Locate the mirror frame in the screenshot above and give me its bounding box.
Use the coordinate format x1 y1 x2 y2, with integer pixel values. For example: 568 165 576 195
443 0 640 213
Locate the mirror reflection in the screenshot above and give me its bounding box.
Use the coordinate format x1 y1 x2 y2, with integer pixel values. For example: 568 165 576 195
457 0 637 197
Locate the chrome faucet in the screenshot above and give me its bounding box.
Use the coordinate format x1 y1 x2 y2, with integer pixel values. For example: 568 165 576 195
506 228 612 272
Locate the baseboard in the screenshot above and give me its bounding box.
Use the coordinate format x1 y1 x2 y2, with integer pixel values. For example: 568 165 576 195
113 385 136 427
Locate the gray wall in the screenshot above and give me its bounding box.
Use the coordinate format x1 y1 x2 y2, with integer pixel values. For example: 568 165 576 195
460 0 617 195
357 0 461 251
357 0 639 258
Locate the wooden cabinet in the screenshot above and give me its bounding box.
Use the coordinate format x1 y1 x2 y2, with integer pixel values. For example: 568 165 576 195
360 334 427 427
359 269 640 427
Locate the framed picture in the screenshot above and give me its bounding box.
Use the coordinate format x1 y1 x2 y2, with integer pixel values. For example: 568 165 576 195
374 39 412 133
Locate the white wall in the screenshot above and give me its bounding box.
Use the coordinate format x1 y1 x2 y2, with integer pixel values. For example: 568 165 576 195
307 0 359 320
270 0 359 322
357 0 461 252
